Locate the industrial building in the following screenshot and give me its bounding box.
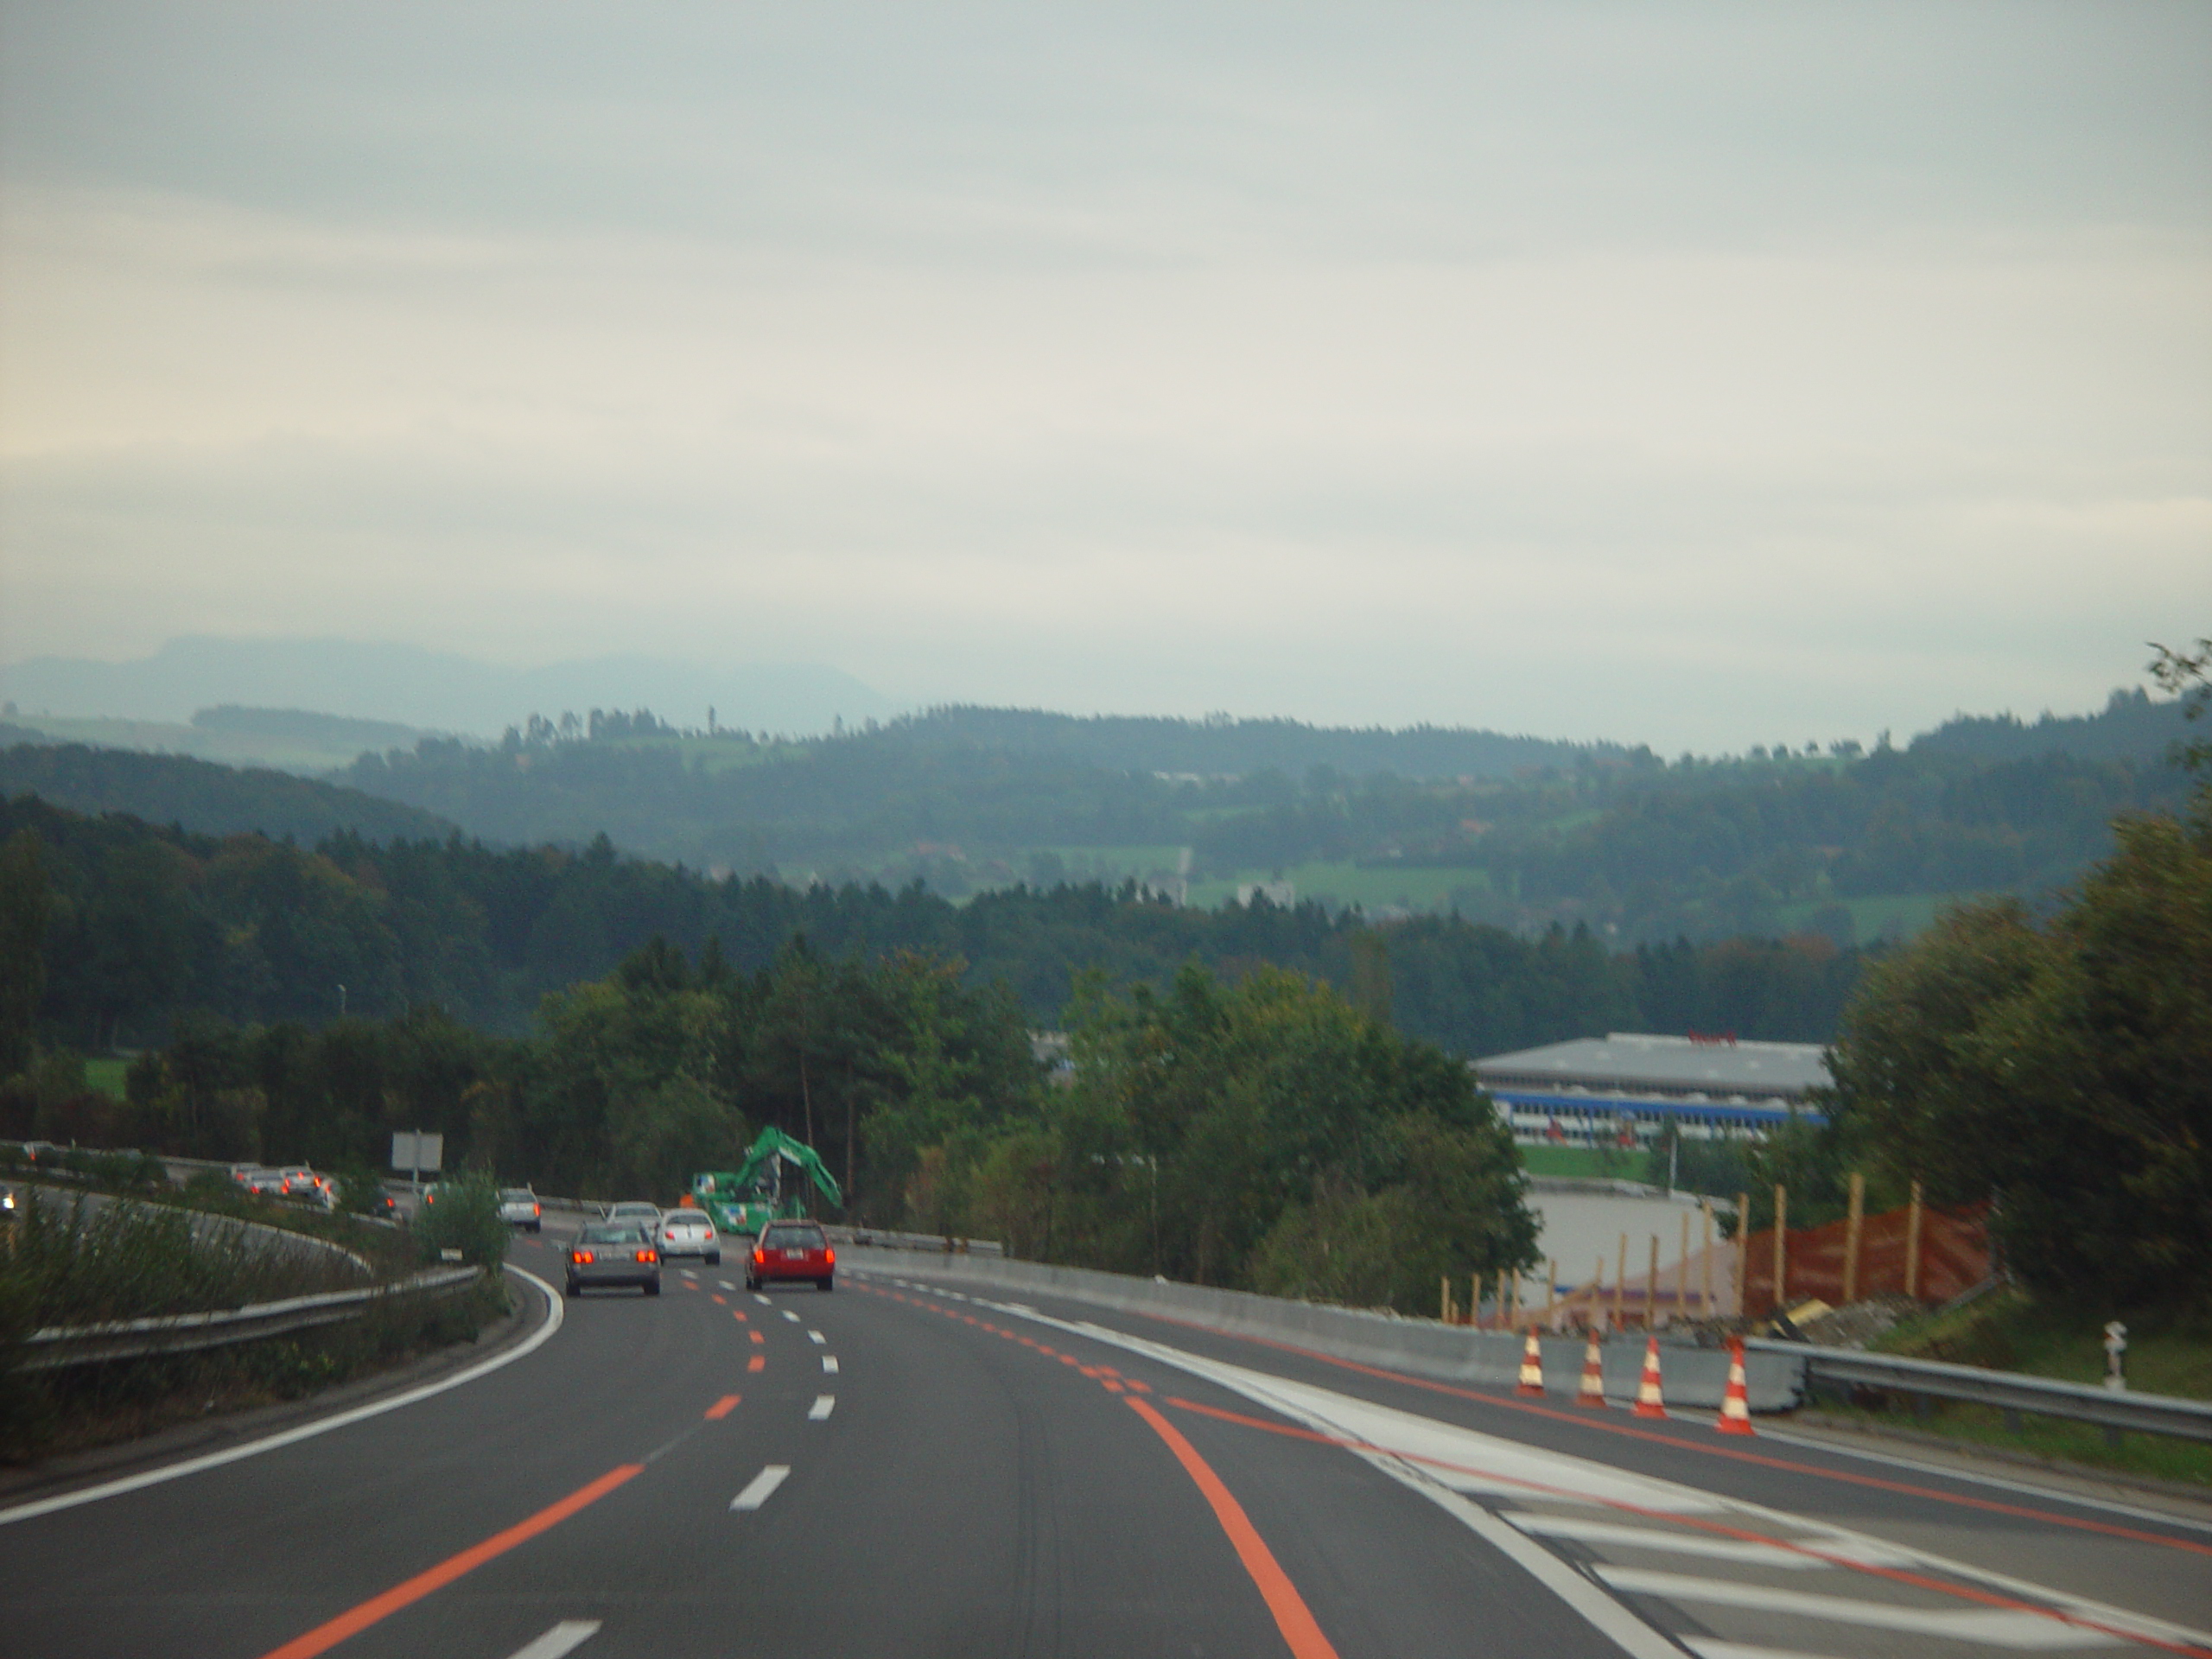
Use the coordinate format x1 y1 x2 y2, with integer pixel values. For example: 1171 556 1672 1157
1471 1031 1828 1147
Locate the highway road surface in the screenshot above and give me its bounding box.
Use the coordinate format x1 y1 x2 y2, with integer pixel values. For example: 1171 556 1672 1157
3 1220 2208 1658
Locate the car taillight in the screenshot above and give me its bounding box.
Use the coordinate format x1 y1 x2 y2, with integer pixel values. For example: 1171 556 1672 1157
752 1248 765 1264
572 1249 594 1264
532 1204 540 1217
635 1249 657 1263
825 1247 836 1266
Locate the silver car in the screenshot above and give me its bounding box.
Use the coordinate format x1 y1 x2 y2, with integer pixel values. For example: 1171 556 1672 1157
658 1207 721 1264
564 1222 661 1297
499 1187 542 1231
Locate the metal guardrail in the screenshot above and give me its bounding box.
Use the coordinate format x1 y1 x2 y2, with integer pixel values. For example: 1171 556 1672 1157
1748 1338 2212 1444
15 1266 482 1373
828 1224 1004 1256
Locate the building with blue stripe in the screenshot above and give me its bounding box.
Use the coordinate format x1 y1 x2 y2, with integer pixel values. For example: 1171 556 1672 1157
1471 1032 1828 1146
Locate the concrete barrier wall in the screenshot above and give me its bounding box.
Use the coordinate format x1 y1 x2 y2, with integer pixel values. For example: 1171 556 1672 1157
847 1248 1805 1413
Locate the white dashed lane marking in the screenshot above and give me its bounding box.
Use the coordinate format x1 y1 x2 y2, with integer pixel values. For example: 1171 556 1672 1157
808 1330 825 1344
809 1395 836 1421
753 1294 771 1306
782 1310 802 1323
504 1621 601 1659
730 1465 791 1512
822 1355 839 1374
717 1280 734 1290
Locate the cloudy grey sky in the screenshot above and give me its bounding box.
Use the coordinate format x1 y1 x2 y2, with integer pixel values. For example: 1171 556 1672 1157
2 2 2207 750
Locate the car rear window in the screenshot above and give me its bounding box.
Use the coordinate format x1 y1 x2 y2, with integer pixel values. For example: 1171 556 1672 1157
762 1226 825 1249
500 1189 532 1201
578 1224 636 1243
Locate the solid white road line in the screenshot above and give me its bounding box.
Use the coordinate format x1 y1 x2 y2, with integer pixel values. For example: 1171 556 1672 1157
1593 1568 2122 1649
822 1355 839 1374
1682 1643 1858 1659
808 1330 825 1344
504 1620 602 1659
1508 1513 1915 1569
809 1395 836 1421
731 1465 791 1511
0 1266 566 1529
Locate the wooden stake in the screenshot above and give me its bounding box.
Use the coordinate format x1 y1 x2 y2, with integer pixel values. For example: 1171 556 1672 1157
1545 1258 1557 1321
1647 1234 1661 1329
1702 1199 1715 1319
1772 1184 1789 1319
1843 1171 1866 1304
1441 1274 1452 1324
1906 1179 1924 1300
1679 1209 1692 1326
1595 1254 1606 1331
1613 1231 1627 1331
1471 1272 1484 1329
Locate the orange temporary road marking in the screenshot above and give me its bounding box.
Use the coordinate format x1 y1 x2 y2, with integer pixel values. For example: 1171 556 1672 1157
712 1294 728 1305
704 1395 741 1420
255 1463 642 1659
732 1310 748 1322
1126 1396 1338 1659
747 1355 766 1373
1161 1397 2209 1659
749 1330 765 1344
1136 1313 2212 1559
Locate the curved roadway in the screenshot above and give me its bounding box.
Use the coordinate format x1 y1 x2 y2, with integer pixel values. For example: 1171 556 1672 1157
3 1223 2207 1658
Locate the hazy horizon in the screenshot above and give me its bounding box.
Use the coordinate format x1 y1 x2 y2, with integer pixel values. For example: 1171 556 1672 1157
3 4 2207 753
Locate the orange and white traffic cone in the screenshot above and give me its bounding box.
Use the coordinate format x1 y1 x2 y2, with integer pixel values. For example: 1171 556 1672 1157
1717 1336 1755 1435
1575 1326 1608 1408
1632 1336 1668 1419
1516 1327 1546 1396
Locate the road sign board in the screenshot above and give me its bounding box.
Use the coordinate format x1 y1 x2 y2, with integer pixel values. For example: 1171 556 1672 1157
391 1131 444 1173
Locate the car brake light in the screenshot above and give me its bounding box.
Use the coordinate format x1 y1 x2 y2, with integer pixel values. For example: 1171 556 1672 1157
572 1249 594 1264
825 1247 836 1266
752 1248 764 1264
532 1204 540 1217
635 1249 657 1263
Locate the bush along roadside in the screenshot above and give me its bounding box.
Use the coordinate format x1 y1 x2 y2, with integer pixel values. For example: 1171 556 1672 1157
0 1177 512 1465
0 1269 509 1464
410 1171 509 1270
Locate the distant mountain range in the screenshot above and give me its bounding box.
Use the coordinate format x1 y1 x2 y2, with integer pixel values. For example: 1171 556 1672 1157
0 637 899 739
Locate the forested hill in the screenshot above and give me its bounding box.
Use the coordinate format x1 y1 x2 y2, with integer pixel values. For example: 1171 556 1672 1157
1909 687 2189 763
327 693 2196 942
1 793 1863 1058
869 707 1613 777
0 739 455 844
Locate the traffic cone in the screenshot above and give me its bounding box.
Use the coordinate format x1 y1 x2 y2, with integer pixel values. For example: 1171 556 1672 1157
1717 1336 1755 1435
1632 1336 1668 1420
1516 1327 1546 1396
1575 1326 1608 1408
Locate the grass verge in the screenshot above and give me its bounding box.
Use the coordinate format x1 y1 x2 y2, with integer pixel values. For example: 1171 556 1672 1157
1808 1287 2212 1488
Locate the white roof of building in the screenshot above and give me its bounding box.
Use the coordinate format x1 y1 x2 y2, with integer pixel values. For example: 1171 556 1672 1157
1472 1032 1830 1099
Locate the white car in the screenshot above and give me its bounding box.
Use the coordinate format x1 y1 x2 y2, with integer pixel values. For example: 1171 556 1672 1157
604 1201 661 1237
499 1187 543 1231
658 1208 721 1264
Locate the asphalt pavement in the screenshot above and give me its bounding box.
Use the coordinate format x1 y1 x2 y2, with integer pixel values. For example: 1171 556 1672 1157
2 1221 2206 1659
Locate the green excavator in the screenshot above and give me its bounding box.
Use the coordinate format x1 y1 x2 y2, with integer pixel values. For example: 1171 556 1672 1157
691 1127 842 1238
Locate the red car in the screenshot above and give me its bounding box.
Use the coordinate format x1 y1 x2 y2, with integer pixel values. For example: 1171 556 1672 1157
747 1221 835 1292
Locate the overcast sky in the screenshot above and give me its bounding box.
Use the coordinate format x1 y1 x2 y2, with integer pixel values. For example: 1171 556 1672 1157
2 2 2207 751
